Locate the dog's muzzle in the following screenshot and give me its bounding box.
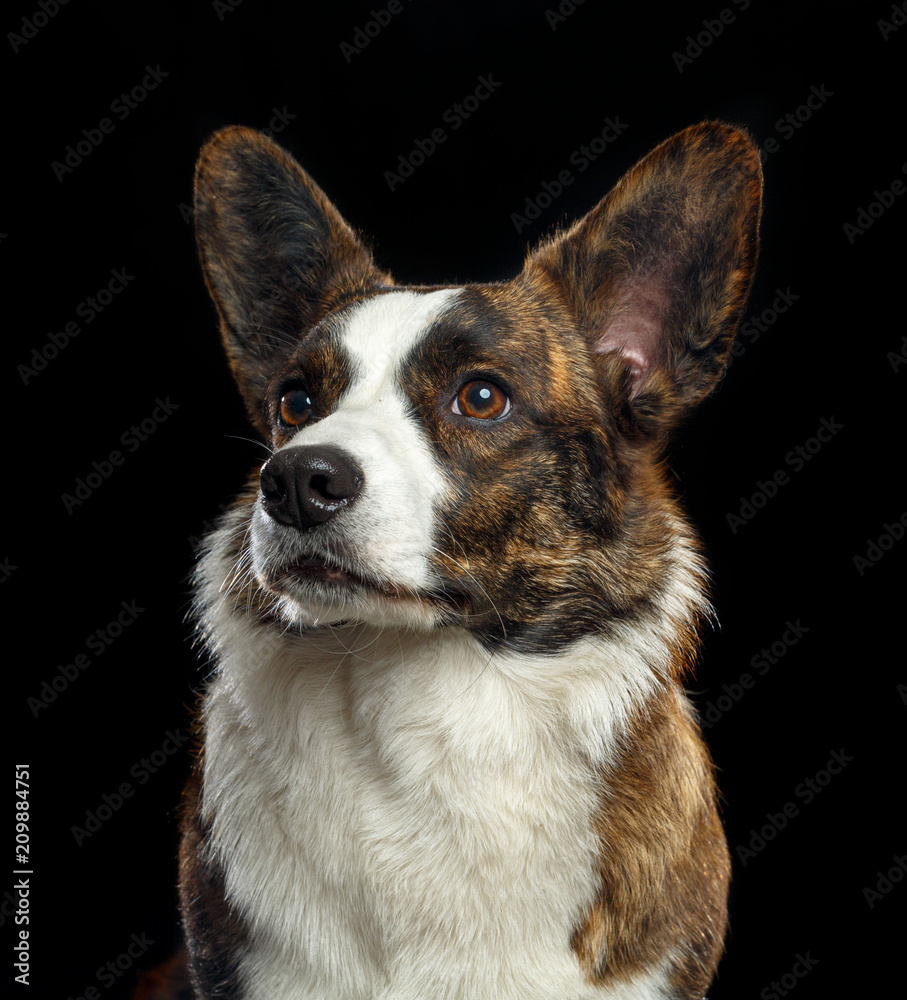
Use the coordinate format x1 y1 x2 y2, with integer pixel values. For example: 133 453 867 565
260 446 363 531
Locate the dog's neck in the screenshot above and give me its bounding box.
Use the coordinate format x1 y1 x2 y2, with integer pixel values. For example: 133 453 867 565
197 618 675 1000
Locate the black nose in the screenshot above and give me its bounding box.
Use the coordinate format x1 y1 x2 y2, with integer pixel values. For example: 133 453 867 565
260 446 364 531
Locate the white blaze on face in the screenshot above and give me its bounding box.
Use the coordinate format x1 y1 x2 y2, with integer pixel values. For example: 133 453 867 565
261 288 461 597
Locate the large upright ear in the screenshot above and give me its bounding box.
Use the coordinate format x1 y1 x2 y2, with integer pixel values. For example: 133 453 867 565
194 126 392 432
525 121 762 436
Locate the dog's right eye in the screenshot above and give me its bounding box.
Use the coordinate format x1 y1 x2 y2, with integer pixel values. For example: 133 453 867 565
279 389 314 427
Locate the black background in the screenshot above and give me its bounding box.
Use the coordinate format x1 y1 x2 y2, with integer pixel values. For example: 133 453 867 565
4 1 904 998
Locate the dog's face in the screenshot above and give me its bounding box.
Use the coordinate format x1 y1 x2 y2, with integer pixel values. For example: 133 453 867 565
194 124 761 654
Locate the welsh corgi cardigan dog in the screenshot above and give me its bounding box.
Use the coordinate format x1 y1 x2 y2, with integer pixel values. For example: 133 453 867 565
181 121 762 1000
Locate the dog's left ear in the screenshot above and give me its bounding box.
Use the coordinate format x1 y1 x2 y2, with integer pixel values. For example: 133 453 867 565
524 121 762 435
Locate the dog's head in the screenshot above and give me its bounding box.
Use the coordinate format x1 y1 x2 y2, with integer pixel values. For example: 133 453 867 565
194 123 761 655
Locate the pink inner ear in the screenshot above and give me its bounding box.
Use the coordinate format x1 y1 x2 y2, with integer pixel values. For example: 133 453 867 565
593 276 669 396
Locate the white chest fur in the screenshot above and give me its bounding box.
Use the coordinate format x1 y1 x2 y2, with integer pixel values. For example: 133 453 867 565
202 623 671 1000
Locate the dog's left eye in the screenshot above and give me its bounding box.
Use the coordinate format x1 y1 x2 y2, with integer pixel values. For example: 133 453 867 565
279 389 314 427
452 380 510 420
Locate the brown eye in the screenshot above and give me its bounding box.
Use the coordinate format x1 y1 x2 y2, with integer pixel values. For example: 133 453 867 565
279 388 314 427
452 380 510 420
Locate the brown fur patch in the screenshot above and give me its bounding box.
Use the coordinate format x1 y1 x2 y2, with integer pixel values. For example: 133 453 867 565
570 690 731 995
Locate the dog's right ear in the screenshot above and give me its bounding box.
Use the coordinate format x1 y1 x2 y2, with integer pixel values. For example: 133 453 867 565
194 126 391 433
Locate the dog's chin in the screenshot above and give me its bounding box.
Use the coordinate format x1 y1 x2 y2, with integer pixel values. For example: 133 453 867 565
259 556 444 630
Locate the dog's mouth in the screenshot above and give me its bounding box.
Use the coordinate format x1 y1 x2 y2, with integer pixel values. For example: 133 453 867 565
265 551 417 604
258 547 478 632
284 554 362 587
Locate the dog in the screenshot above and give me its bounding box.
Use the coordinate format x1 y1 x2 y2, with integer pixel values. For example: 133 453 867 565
177 120 762 1000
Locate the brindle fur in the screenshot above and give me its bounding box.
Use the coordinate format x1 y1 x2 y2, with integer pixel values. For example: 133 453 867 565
179 769 248 999
175 121 762 998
